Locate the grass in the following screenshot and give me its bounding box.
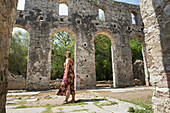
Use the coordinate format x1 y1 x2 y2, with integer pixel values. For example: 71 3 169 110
57 107 63 111
42 105 53 113
15 105 31 109
93 98 118 108
14 101 88 109
119 95 153 113
93 101 102 108
128 107 153 113
71 109 89 112
17 100 28 104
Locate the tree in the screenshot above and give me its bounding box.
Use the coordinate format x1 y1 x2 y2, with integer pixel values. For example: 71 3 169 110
95 34 112 81
51 32 75 80
9 31 29 75
129 38 143 63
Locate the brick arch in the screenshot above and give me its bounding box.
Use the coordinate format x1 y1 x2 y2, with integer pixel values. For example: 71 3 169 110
50 27 77 41
15 19 30 31
92 30 115 43
13 24 30 33
59 0 68 5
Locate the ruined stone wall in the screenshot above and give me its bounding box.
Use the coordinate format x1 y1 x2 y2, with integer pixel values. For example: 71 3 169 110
139 0 170 112
0 0 18 112
7 73 26 90
15 0 144 90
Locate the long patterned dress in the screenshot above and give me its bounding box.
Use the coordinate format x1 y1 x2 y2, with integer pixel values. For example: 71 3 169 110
57 58 75 96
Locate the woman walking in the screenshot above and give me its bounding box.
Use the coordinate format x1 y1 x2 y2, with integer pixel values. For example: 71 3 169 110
57 51 75 104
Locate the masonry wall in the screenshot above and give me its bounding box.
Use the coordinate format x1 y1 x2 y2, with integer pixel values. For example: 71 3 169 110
8 73 26 90
0 0 18 113
139 0 170 112
15 0 144 90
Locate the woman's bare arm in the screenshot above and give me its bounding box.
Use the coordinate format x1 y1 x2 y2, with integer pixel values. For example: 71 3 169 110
65 59 70 78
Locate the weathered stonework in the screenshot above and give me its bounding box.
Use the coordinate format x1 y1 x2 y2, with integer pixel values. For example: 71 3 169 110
0 0 18 113
133 60 145 85
139 0 170 112
0 0 169 112
7 72 26 90
15 0 144 90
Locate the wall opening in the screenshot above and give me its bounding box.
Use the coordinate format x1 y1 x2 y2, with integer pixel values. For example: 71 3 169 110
131 12 137 25
17 0 25 10
51 32 75 80
130 37 145 85
9 27 29 77
99 9 105 21
59 3 68 16
95 34 113 87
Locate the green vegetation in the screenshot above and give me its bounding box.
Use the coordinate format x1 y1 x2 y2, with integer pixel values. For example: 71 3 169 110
57 107 63 111
9 31 29 75
51 32 75 80
17 100 28 104
15 105 30 109
42 105 53 113
71 109 89 112
15 101 88 109
93 98 118 108
128 107 152 113
119 95 153 113
95 34 112 81
93 100 102 108
129 37 143 63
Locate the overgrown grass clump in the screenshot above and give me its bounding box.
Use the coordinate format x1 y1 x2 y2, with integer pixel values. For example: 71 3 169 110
119 95 153 113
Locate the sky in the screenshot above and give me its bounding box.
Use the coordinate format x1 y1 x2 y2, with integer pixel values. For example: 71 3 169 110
14 0 139 33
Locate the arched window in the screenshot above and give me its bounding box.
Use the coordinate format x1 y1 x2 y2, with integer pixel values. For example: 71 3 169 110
10 27 29 76
131 13 136 25
59 4 68 16
99 9 105 21
17 0 25 10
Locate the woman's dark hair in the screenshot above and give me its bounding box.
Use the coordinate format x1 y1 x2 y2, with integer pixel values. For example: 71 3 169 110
66 51 71 58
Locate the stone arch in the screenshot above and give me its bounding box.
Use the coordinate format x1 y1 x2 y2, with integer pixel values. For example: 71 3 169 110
15 19 30 32
13 24 30 33
59 0 68 5
92 30 115 43
11 26 30 78
92 30 116 87
50 27 77 41
129 31 150 86
50 27 77 80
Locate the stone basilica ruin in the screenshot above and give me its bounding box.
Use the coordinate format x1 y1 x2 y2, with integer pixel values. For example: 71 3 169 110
15 0 145 90
0 0 169 113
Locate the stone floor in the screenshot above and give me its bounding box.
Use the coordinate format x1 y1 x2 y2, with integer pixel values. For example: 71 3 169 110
6 86 154 113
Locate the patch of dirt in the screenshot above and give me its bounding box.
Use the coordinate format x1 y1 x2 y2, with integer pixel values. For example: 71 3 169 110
93 89 153 100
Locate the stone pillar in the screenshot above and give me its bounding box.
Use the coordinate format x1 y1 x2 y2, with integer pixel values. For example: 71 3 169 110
113 34 134 87
142 42 150 86
139 0 170 112
75 32 96 89
0 0 18 113
26 24 51 91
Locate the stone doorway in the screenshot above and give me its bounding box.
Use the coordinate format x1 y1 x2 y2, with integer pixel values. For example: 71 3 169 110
94 34 113 88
